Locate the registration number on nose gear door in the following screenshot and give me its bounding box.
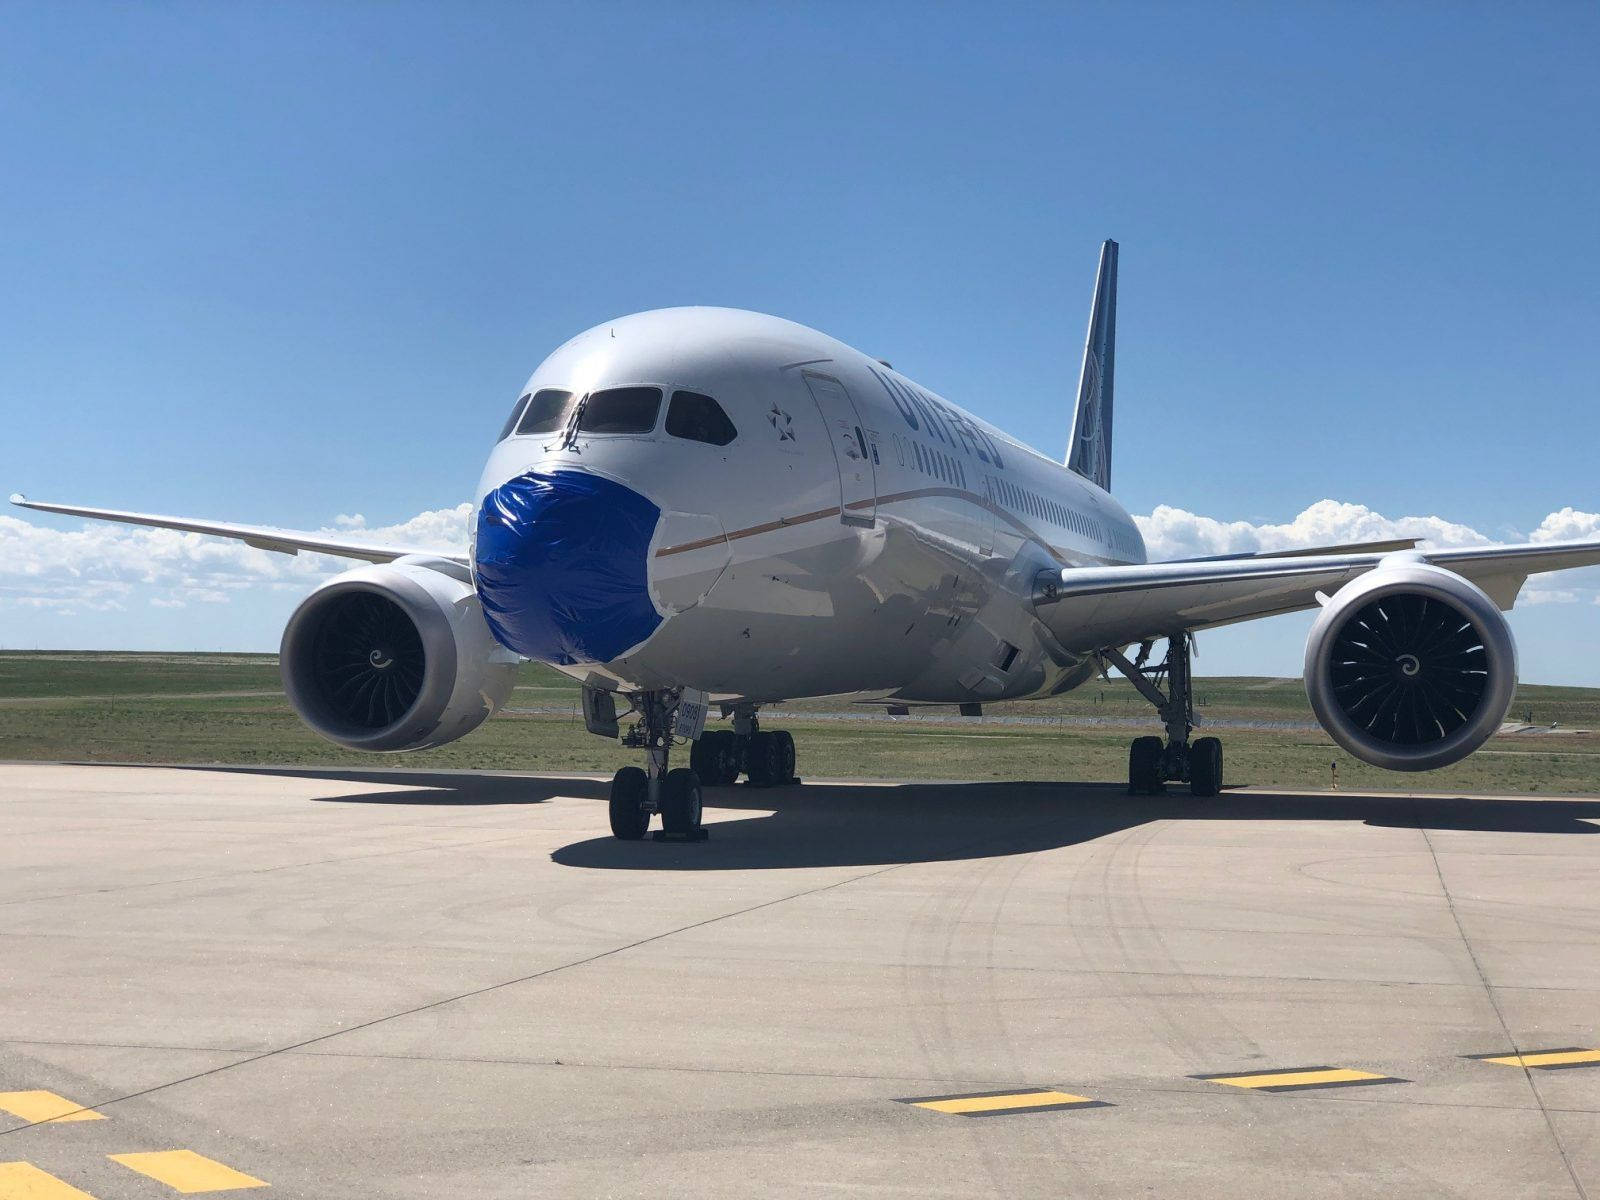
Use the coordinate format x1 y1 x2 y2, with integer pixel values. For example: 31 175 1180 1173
674 689 710 740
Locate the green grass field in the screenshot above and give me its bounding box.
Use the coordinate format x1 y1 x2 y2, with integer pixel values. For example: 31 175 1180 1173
2 650 1598 795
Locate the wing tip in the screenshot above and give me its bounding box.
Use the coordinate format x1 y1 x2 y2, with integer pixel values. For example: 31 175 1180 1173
9 492 26 506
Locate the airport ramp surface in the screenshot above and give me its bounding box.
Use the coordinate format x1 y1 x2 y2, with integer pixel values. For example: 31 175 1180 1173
1 763 1598 1198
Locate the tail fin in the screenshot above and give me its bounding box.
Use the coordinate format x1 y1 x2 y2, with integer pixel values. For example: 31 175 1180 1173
1066 239 1118 491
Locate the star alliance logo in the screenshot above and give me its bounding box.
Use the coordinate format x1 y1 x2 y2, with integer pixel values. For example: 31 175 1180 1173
768 404 796 441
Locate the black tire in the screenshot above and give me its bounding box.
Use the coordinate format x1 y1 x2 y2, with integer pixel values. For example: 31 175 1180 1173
692 731 739 786
1128 735 1164 795
1189 737 1223 798
690 734 720 781
609 766 649 839
718 733 745 786
746 731 783 787
661 768 703 834
774 730 796 783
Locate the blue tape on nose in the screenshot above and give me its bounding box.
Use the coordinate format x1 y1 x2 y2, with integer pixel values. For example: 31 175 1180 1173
474 469 662 666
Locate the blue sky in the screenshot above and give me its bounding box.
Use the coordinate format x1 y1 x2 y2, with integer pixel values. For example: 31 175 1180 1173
3 2 1598 681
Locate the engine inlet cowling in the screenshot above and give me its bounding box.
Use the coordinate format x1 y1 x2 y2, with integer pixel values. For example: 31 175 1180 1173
1304 561 1516 772
307 590 428 731
281 560 517 752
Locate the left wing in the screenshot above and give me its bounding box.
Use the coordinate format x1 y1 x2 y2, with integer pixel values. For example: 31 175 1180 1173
9 495 468 566
1035 538 1600 653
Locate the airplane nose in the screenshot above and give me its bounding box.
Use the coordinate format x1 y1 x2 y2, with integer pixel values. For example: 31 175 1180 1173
474 468 663 665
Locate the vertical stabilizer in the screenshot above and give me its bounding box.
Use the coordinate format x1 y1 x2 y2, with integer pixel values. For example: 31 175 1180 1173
1066 239 1117 491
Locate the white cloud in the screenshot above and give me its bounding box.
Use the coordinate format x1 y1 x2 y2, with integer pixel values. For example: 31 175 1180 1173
1135 500 1600 606
1134 498 1491 561
0 505 471 613
373 504 475 549
1531 507 1600 544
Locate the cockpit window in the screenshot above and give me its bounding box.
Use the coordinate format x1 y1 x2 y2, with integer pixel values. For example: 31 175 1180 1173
515 389 575 436
498 393 531 441
578 386 662 435
666 391 737 446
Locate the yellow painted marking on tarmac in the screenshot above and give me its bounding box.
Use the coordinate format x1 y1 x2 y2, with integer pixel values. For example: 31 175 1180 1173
905 1089 1105 1115
1204 1068 1385 1089
1479 1049 1600 1069
108 1151 267 1193
0 1161 101 1199
0 1092 105 1124
1192 1066 1407 1092
918 1090 1092 1114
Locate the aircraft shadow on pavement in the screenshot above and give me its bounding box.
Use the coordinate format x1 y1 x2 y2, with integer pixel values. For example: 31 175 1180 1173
549 780 1600 872
68 762 609 806
72 764 1600 870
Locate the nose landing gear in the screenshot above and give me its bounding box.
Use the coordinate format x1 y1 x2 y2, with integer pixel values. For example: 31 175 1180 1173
604 695 802 840
1103 634 1223 797
608 689 708 841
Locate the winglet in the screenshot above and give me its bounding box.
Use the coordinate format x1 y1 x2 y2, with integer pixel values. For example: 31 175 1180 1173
9 493 25 506
1066 240 1117 492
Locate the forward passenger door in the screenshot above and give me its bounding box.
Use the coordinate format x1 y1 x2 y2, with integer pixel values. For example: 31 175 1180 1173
803 373 877 527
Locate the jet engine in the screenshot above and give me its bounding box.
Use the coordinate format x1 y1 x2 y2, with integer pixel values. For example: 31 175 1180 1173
280 559 518 752
1304 560 1516 771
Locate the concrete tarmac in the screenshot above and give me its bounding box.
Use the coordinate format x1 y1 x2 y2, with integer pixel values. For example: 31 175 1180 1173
1 762 1597 1198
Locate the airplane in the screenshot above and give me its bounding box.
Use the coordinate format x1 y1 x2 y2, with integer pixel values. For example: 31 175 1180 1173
14 241 1600 841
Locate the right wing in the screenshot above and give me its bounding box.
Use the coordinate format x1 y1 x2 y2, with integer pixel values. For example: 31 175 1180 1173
1036 538 1600 653
9 495 469 566
1165 537 1419 563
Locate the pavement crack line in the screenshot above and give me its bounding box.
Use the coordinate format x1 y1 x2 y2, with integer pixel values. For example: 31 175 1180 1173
0 856 913 1136
1413 802 1589 1200
0 803 1084 1137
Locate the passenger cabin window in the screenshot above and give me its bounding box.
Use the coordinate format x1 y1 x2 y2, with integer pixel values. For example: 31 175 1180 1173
515 389 574 435
498 393 531 441
666 391 737 446
578 387 662 435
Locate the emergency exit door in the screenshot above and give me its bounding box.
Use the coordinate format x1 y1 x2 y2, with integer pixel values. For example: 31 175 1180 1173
803 373 876 527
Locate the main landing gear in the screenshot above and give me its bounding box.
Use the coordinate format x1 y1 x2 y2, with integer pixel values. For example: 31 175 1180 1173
1102 633 1223 798
688 707 799 789
608 690 706 842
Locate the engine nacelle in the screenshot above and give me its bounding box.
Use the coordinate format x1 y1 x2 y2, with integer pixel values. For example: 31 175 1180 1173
280 559 518 752
1304 560 1516 771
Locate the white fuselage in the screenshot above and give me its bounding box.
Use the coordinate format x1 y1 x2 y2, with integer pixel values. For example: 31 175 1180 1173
473 307 1145 706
